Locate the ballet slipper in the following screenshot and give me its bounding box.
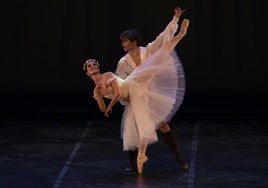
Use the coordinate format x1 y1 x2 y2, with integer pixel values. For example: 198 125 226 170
137 154 148 174
179 19 189 38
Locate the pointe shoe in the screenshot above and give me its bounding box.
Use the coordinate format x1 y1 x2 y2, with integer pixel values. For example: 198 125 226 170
180 19 189 37
137 154 148 174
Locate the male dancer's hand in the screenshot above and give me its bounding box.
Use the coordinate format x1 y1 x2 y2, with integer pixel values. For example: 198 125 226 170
174 6 185 18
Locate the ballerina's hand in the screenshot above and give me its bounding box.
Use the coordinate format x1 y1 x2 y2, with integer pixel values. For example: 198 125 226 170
122 95 130 102
104 107 112 117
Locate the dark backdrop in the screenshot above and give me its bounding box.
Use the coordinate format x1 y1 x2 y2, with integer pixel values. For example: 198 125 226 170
1 0 267 115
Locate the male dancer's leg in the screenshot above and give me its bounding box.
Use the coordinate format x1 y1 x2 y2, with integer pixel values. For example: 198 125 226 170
159 124 189 172
125 150 138 172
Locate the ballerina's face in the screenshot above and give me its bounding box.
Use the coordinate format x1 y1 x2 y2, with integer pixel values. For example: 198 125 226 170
85 59 100 76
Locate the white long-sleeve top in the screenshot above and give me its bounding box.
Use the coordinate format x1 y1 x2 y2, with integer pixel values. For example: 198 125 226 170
115 16 180 79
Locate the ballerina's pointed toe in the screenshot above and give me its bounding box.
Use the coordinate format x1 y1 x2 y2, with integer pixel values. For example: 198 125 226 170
137 155 148 174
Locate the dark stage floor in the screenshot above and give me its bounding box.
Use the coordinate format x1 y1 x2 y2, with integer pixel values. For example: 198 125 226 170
0 113 267 188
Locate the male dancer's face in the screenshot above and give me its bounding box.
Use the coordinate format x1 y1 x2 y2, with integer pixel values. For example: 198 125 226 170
121 39 137 52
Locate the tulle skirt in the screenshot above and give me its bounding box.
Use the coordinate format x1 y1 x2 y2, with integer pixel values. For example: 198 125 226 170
117 36 185 151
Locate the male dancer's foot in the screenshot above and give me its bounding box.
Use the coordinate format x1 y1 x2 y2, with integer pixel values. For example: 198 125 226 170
179 162 189 172
124 164 136 172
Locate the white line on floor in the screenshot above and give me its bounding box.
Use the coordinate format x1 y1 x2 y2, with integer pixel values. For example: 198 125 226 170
187 121 200 188
52 121 93 188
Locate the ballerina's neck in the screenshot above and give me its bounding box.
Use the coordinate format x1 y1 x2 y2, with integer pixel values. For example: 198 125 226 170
91 74 102 83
